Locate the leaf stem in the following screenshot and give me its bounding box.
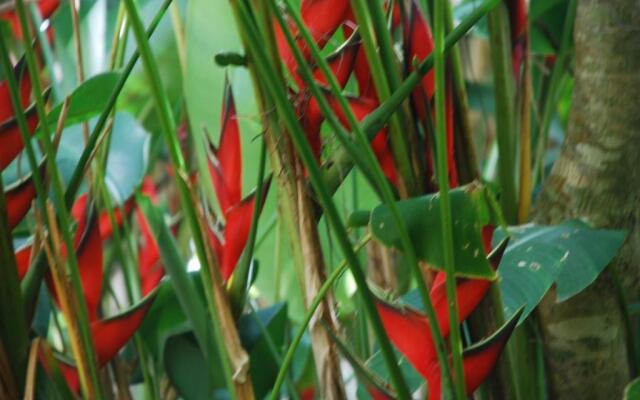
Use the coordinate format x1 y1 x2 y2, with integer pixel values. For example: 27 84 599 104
0 175 29 397
271 234 371 397
228 136 268 314
487 3 517 223
434 0 466 397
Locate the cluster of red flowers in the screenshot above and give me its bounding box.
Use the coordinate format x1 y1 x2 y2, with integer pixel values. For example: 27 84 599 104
0 0 528 396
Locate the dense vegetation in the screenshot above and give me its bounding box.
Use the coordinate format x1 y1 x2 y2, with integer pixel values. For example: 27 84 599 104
0 0 637 399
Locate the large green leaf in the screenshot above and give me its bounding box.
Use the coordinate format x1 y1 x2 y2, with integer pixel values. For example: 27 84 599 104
56 112 148 203
495 220 626 322
139 276 199 363
368 183 497 279
164 332 224 400
624 378 640 400
163 303 289 400
238 303 288 399
46 72 121 127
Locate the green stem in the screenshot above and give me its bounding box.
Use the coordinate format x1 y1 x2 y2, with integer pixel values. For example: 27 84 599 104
121 0 238 397
444 0 479 182
14 0 104 396
532 0 577 188
274 0 453 393
247 303 300 400
228 137 268 315
271 234 371 397
28 3 63 102
434 0 465 397
487 3 517 224
0 178 29 397
233 3 413 398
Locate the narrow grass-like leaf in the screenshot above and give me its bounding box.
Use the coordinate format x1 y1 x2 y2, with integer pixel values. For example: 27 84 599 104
135 193 214 363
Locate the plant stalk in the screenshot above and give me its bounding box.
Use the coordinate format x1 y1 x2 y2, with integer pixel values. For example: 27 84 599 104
233 2 412 398
434 0 466 397
487 3 518 224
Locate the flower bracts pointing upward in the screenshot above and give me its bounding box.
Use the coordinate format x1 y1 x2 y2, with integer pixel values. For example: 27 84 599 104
206 79 271 282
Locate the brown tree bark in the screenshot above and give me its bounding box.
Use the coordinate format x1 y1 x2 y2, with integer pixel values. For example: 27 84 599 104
533 0 640 398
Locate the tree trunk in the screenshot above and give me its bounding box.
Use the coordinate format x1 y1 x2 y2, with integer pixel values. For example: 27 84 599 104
533 0 640 398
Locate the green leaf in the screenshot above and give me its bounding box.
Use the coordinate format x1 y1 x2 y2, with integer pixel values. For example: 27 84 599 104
369 184 496 279
367 349 424 395
160 303 289 400
135 194 215 363
56 112 149 203
495 220 626 322
238 303 288 399
164 332 225 400
624 378 640 400
529 0 570 55
46 72 121 127
139 276 200 363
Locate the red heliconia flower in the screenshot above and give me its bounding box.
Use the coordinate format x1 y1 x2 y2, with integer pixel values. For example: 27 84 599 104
402 0 435 119
374 295 518 400
0 0 60 39
327 95 398 186
299 387 315 400
208 188 270 281
4 169 38 231
34 191 159 393
15 241 31 280
274 0 350 86
48 292 157 393
506 0 528 79
43 194 106 322
209 80 242 215
14 194 104 322
349 1 401 99
373 231 514 399
298 40 360 161
207 81 271 282
0 58 38 171
66 188 137 241
136 177 166 296
15 189 159 384
420 309 520 399
312 38 359 88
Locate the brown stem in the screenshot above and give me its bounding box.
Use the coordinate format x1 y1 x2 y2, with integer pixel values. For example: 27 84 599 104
296 164 347 399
